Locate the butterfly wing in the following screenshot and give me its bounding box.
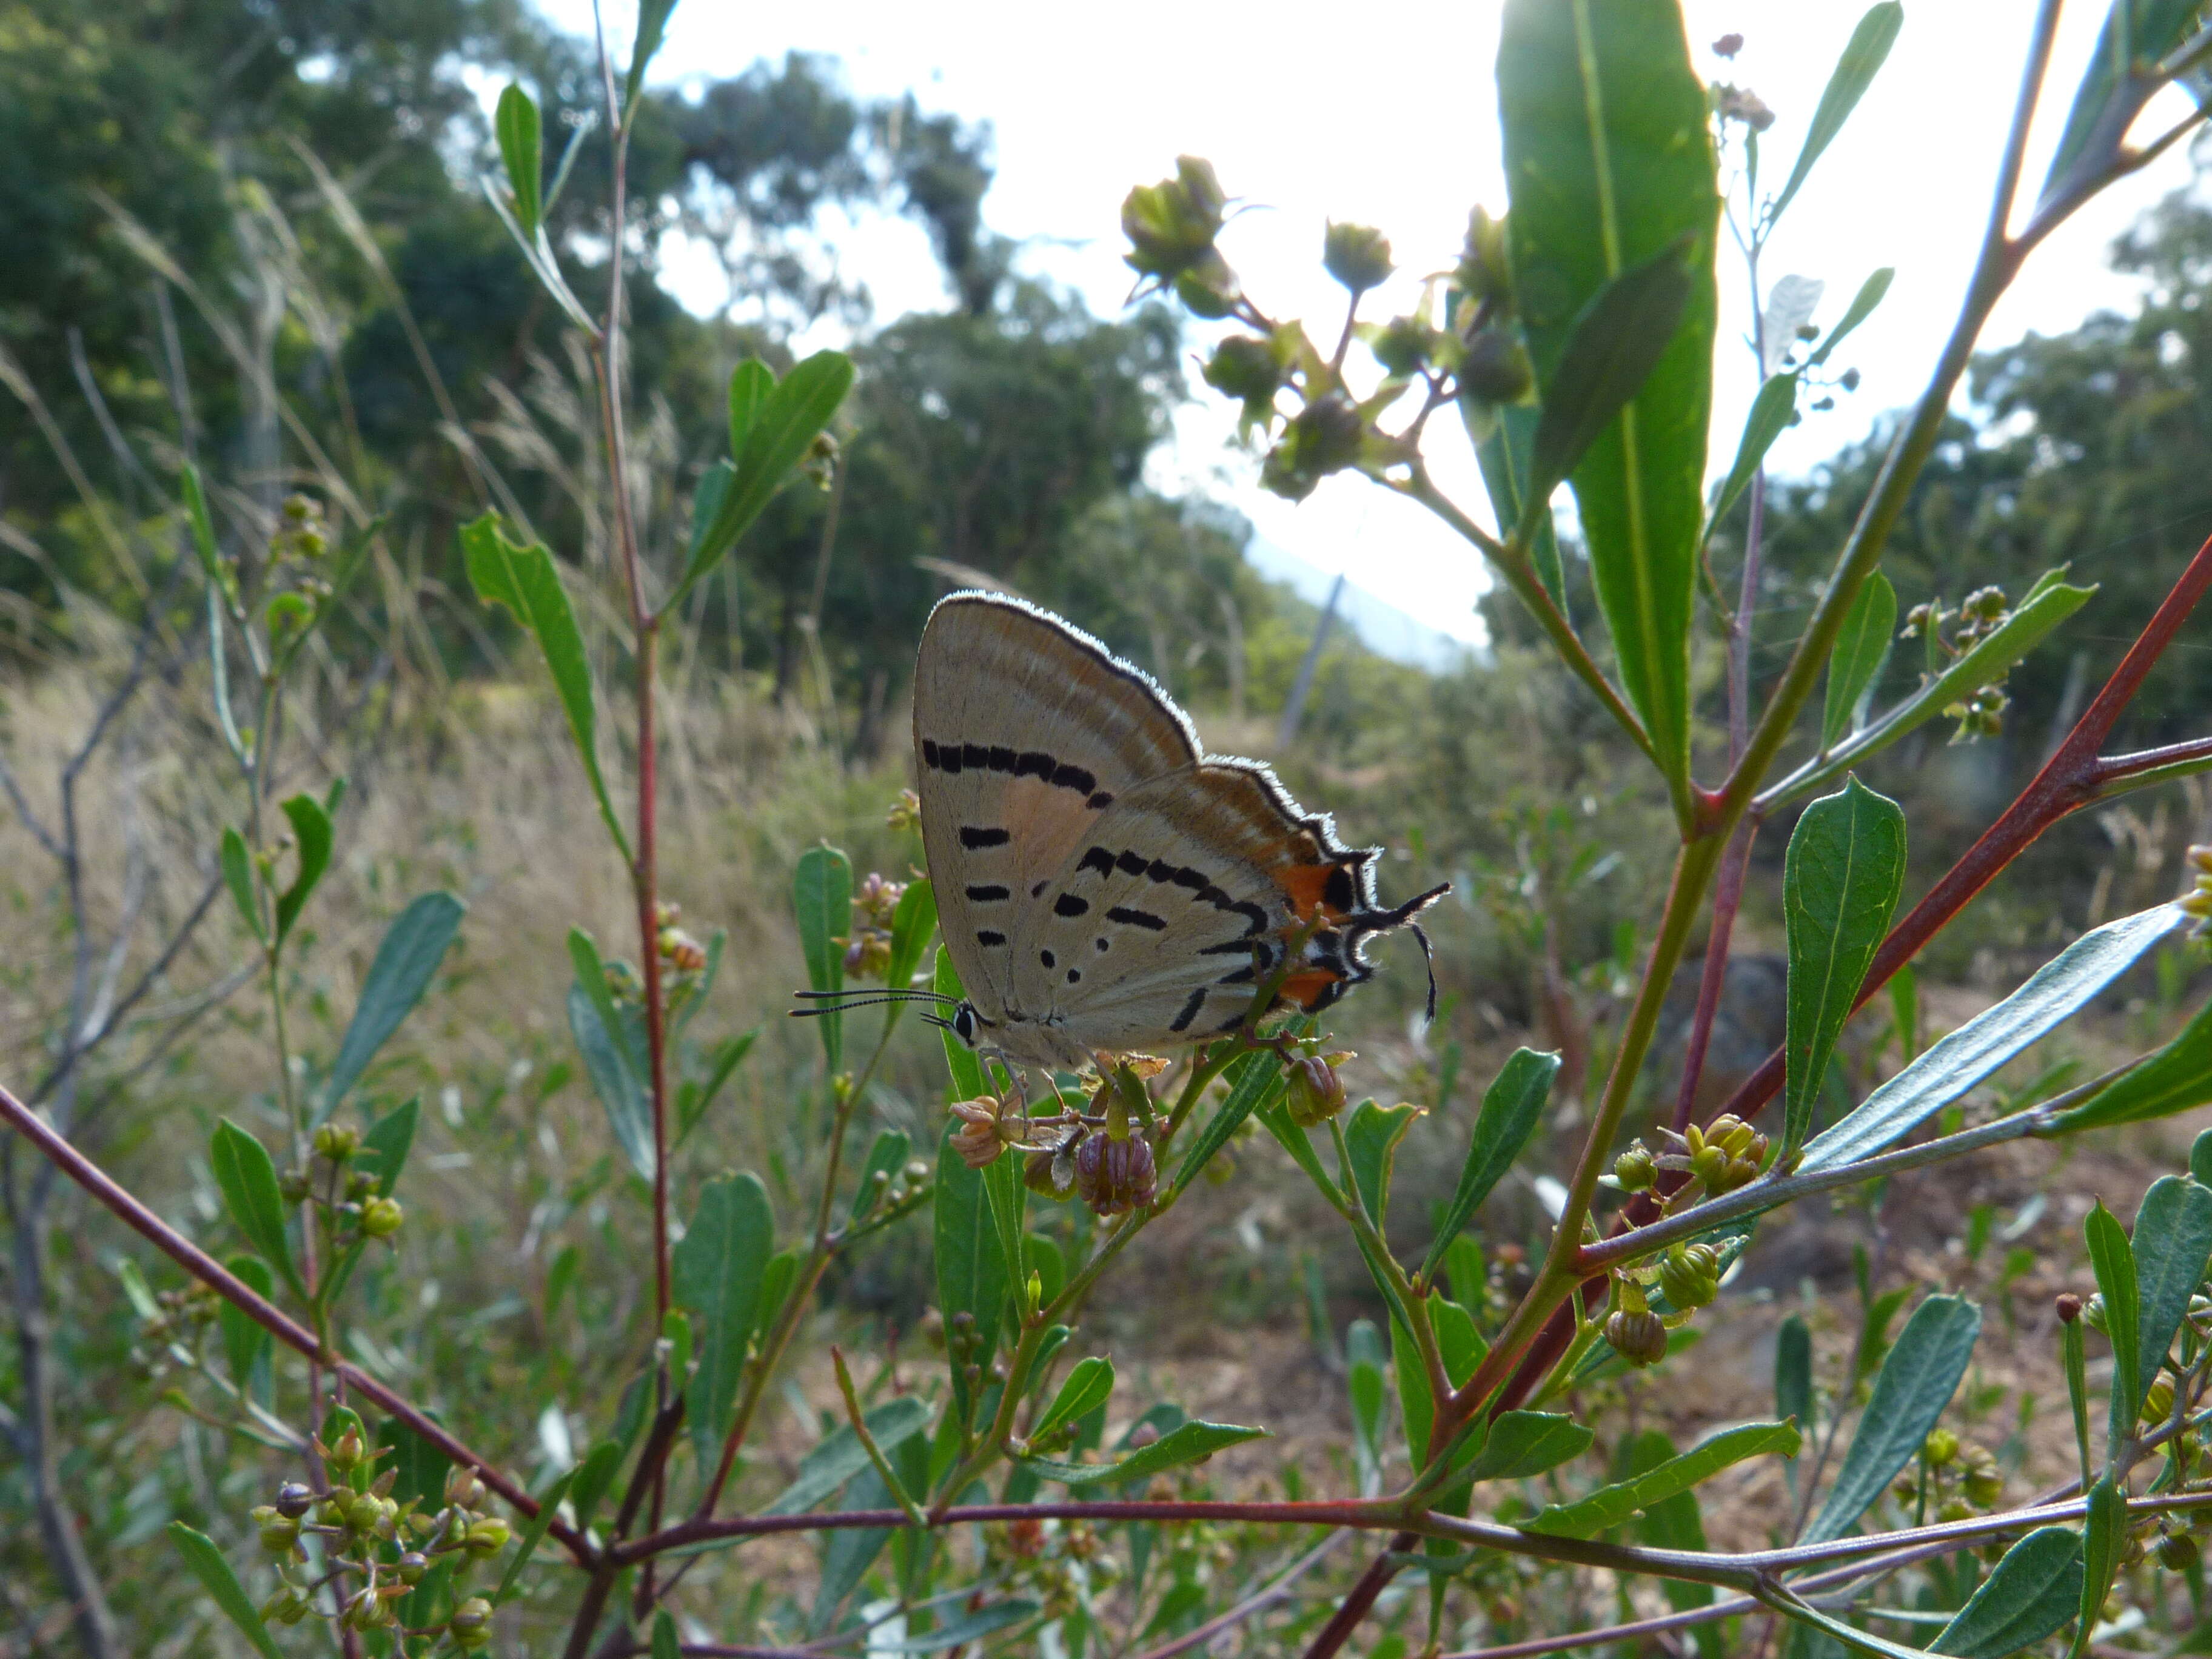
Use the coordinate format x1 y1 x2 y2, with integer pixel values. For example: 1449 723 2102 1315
913 594 1201 1021
1007 759 1436 1051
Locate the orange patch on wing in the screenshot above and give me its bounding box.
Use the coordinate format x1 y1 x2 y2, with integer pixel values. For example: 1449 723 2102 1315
1278 860 1356 922
1278 968 1346 1011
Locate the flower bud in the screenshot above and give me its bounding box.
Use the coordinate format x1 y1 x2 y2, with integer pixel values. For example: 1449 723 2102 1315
1369 315 1435 377
360 1196 404 1239
1614 1142 1657 1192
444 1466 485 1509
2081 1294 2108 1335
344 1491 384 1533
886 788 922 832
2162 1531 2201 1571
466 1516 512 1555
1323 222 1394 294
1173 249 1242 319
1285 1056 1347 1129
1204 335 1286 406
949 1096 1011 1170
261 1587 312 1626
1604 1309 1668 1368
2145 1380 2177 1424
1073 1133 1158 1217
344 1587 394 1631
450 1597 494 1648
1923 1428 1959 1467
1458 327 1533 404
252 1506 301 1555
1713 32 1743 56
395 1550 429 1585
274 1481 314 1520
313 1124 360 1162
1261 393 1366 503
1456 207 1513 312
1658 1243 1720 1311
2055 1292 2083 1323
1122 156 1228 280
1936 1498 1974 1524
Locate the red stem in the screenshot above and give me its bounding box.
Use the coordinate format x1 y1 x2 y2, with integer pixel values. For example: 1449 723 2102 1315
0 1080 589 1563
1493 529 2212 1413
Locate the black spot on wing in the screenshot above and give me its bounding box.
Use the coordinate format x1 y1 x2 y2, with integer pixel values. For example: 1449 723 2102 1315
1031 879 1050 897
939 745 964 774
1040 948 1056 970
976 930 1006 947
1147 859 1180 883
1016 750 1054 780
1169 988 1207 1033
1051 762 1096 794
1054 893 1090 918
1231 900 1268 937
965 884 1010 902
1087 792 1114 809
962 743 989 769
1117 851 1148 877
1065 969 1081 985
1078 846 1115 878
922 739 940 768
1198 940 1253 956
1324 865 1358 912
988 745 1016 773
960 826 1010 849
1218 965 1256 985
1171 867 1208 891
1107 906 1167 932
1094 937 1110 953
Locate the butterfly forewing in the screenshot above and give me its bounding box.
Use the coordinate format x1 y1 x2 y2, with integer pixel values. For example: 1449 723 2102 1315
913 595 1201 1025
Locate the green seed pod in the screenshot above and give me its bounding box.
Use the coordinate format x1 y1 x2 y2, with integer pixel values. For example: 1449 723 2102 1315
2160 1531 2201 1571
1369 315 1435 377
1203 336 1286 406
2080 1294 2108 1335
466 1516 512 1555
261 1588 312 1626
395 1550 429 1586
252 1506 301 1556
1073 1134 1158 1217
1613 1142 1658 1193
1936 1498 1974 1524
1323 222 1395 294
1658 1244 1720 1310
1923 1428 1959 1467
1604 1309 1667 1367
360 1196 404 1239
1458 327 1533 404
451 1596 494 1649
313 1124 360 1162
1285 1056 1347 1129
2144 1380 2176 1425
273 1481 313 1520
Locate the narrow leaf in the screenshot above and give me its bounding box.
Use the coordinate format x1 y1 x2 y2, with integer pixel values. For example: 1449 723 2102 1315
167 1524 284 1659
886 876 939 997
794 845 854 1073
2040 0 2207 208
1803 1295 1980 1544
1783 779 1907 1154
1522 1420 1800 1539
933 947 987 1101
675 1173 775 1472
2075 1476 2126 1658
377 1415 453 1509
221 827 264 944
2085 1201 2141 1453
651 1609 680 1659
1822 572 1897 749
1529 243 1697 503
461 514 629 860
1707 370 1800 541
679 352 854 606
220 1254 273 1402
1171 1035 1301 1195
1769 4 1905 225
495 85 543 236
1033 1356 1115 1447
1423 1048 1559 1278
728 358 774 457
763 1396 933 1515
210 1120 298 1298
809 1465 894 1635
274 793 333 944
567 979 654 1180
1618 1430 1718 1640
317 891 465 1125
1931 1526 2083 1657
359 1098 418 1199
1808 267 1894 369
1021 1419 1266 1485
1466 398 1567 608
1344 1099 1421 1227
1777 1313 1812 1431
1800 903 2188 1172
1461 1411 1594 1483
492 1468 574 1604
934 1114 1008 1421
2130 1176 2212 1426
847 1128 913 1225
624 0 677 111
570 1439 626 1535
2047 993 2212 1133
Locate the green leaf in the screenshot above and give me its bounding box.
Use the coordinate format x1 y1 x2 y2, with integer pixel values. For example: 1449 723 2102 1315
1776 1313 1812 1431
1931 1525 2083 1657
492 1468 573 1604
623 0 677 111
1768 1592 1943 1659
1527 242 1697 504
1822 572 1897 749
675 352 854 609
2085 1201 2141 1453
566 927 654 1179
1466 398 1567 608
2130 1176 2212 1426
764 1396 933 1515
316 891 465 1126
210 1119 299 1299
847 1128 914 1225
377 1414 453 1510
1808 268 1894 368
570 1438 626 1536
1803 1295 1980 1544
1768 4 1905 226
2194 1127 2212 1187
2047 994 2212 1134
220 1254 273 1403
2074 1476 2125 1659
1801 902 2188 1172
1387 1313 1433 1473
873 1600 1039 1653
1031 1356 1115 1447
167 1523 284 1659
1345 1099 1421 1228
1021 1418 1266 1485
651 1609 680 1659
934 1118 1008 1421
2040 0 2207 209
461 514 629 860
1500 0 1717 793
220 827 263 944
1522 1419 1800 1539
677 1029 757 1147
358 1097 418 1199
1706 370 1800 544
809 1464 894 1635
1347 1318 1389 1492
272 793 333 945
886 876 939 997
674 1173 775 1473
495 85 543 237
1462 1411 1595 1483
1422 1048 1560 1278
1783 779 1908 1155
1171 1037 1301 1196
1615 1431 1720 1654
794 845 854 1073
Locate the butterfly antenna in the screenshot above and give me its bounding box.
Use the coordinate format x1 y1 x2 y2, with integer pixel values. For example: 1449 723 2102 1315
919 1013 955 1033
789 989 956 1019
793 988 955 1004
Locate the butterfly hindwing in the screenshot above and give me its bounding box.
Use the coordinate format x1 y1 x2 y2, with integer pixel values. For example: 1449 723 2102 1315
913 595 1201 1024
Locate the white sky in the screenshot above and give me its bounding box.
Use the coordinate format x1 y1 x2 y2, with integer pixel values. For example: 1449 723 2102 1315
535 0 2204 646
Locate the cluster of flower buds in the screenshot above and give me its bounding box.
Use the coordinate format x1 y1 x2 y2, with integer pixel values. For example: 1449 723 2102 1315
1710 82 1775 130
886 788 922 833
843 873 907 979
272 494 330 565
949 1092 1029 1171
2182 846 2212 933
1650 1114 1768 1195
655 900 709 976
803 427 839 489
263 495 336 642
1121 156 1233 308
138 1281 221 1347
991 1515 1120 1619
1892 1427 2003 1519
855 1157 934 1224
1073 1133 1158 1216
304 1122 403 1242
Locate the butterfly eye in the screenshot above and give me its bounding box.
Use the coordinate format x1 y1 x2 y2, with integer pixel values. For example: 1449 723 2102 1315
953 1004 979 1045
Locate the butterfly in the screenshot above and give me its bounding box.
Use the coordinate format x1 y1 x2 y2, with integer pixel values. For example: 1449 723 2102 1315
802 592 1447 1071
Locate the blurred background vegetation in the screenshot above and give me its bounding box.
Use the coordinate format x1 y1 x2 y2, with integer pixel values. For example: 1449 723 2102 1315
5 0 2212 1649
